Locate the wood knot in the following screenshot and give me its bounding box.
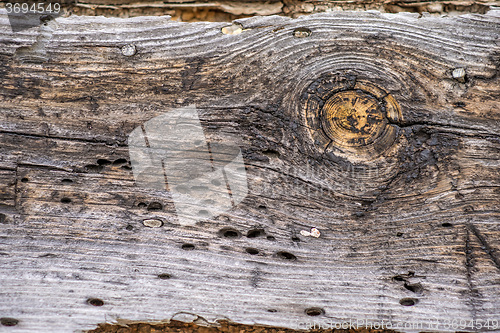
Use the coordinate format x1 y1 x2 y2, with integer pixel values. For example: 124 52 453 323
304 75 402 160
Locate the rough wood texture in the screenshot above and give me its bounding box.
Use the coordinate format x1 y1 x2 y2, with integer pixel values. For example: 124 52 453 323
1 8 500 333
64 0 499 21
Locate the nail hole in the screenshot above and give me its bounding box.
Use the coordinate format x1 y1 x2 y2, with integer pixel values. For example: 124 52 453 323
291 236 300 242
21 178 29 183
246 248 259 255
137 202 147 208
392 275 406 282
147 202 163 211
61 179 73 184
441 222 453 227
404 283 423 293
399 298 418 306
0 213 6 224
97 159 112 166
220 228 241 239
267 309 277 313
277 251 296 261
85 164 103 173
112 158 128 166
158 273 172 280
396 232 404 237
257 205 267 210
266 235 275 241
0 318 19 327
305 307 324 316
247 229 264 238
125 224 134 231
181 243 195 251
87 298 104 307
61 198 72 204
293 27 311 38
262 149 280 158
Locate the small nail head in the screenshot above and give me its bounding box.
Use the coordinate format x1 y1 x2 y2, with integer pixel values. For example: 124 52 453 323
452 68 466 83
142 219 163 228
121 44 137 57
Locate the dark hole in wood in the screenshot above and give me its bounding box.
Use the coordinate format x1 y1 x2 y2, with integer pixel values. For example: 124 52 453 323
39 253 57 258
87 298 104 307
147 202 163 211
247 229 264 238
181 243 195 251
262 149 280 158
21 177 29 183
404 283 423 293
220 228 240 238
61 197 72 204
305 307 324 316
125 225 134 231
267 309 277 313
112 158 128 166
399 298 418 306
0 317 19 326
257 205 267 210
277 251 296 261
61 179 73 184
158 273 172 280
137 202 147 208
121 165 133 170
0 214 6 224
396 232 404 237
291 236 300 242
441 222 453 227
85 164 103 173
293 27 312 38
97 159 112 166
246 248 259 255
267 235 276 241
392 275 406 282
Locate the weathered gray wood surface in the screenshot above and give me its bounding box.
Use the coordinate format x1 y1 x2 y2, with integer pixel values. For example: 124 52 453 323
0 8 500 333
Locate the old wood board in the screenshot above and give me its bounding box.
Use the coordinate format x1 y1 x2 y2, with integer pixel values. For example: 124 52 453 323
0 7 500 333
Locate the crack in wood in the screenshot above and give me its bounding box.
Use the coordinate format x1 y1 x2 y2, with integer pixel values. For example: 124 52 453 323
467 222 500 272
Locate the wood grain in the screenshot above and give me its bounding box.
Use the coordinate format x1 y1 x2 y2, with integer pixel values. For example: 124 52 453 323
0 8 500 333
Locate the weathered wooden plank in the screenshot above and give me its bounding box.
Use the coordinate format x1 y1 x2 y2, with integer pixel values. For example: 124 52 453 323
0 8 499 333
67 0 499 20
